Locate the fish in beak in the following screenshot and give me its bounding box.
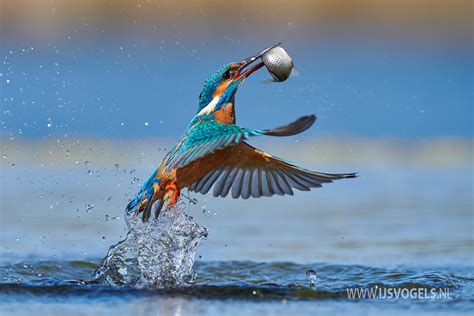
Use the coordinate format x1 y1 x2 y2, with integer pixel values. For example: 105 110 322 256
233 43 282 80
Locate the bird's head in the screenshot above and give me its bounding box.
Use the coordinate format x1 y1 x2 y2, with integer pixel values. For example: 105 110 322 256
196 44 278 123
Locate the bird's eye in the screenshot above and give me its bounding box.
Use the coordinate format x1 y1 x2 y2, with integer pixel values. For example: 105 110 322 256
222 69 231 80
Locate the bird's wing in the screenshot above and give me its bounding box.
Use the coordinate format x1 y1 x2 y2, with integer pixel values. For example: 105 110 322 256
164 121 262 172
188 142 356 198
164 115 316 172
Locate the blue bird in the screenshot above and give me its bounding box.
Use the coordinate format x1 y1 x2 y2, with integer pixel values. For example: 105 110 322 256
127 45 356 220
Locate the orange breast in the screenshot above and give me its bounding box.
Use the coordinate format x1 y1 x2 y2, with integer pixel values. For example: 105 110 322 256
214 107 234 124
213 99 235 125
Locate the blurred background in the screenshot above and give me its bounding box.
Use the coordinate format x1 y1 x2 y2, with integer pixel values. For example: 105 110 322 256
0 0 472 265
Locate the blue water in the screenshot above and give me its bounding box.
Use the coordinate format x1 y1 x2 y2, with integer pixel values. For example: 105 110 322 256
1 38 472 139
0 159 473 314
1 259 473 315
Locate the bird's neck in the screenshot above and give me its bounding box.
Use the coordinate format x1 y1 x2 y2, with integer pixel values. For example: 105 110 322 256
213 96 236 125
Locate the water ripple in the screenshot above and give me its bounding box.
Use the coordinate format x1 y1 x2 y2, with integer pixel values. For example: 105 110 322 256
1 259 472 308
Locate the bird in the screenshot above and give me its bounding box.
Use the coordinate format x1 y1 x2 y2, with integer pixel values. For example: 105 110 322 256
126 45 356 221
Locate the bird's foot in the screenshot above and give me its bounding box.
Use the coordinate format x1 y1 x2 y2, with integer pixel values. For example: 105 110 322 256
164 182 180 209
135 198 149 216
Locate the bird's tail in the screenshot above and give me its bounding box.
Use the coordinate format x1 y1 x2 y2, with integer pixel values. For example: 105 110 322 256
262 115 316 137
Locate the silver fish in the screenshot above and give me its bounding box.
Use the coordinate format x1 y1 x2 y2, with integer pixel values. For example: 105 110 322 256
262 46 294 82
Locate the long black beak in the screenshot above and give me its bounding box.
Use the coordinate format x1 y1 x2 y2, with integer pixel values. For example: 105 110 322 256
234 43 281 80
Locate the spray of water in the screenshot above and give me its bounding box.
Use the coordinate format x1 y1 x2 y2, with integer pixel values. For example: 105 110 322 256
93 200 208 287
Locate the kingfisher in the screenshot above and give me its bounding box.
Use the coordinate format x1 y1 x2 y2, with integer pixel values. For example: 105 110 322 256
127 45 356 221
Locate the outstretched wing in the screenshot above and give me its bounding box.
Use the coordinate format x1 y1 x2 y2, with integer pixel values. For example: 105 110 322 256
164 121 262 172
188 142 356 198
164 115 316 172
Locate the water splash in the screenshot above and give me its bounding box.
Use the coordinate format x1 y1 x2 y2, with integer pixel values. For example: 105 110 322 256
93 200 208 287
305 269 317 289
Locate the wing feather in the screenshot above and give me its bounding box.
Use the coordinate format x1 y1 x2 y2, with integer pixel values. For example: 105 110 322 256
269 170 285 195
188 142 356 199
213 167 231 197
282 170 310 191
200 170 222 194
260 170 273 197
241 169 252 199
194 171 214 192
251 169 262 198
231 169 245 198
218 168 239 197
275 170 294 195
264 170 276 195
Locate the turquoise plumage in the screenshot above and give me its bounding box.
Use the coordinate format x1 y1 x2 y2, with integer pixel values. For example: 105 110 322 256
164 115 263 171
197 64 233 113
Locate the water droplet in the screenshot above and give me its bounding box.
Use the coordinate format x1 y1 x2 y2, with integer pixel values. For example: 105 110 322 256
305 269 317 278
85 204 94 213
252 290 257 295
114 163 119 169
87 170 93 175
2 154 6 159
131 177 139 184
84 160 90 166
305 269 317 289
102 236 106 240
144 122 149 126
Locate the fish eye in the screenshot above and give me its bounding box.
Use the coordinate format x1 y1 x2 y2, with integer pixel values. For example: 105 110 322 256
222 69 231 80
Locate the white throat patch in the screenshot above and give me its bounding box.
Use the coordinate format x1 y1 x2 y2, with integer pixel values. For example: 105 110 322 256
197 96 220 116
